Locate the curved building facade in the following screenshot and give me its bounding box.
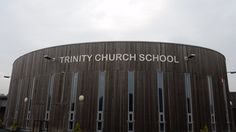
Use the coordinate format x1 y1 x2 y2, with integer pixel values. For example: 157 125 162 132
4 41 232 131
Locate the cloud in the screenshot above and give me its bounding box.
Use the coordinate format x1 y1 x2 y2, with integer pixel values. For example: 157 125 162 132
87 0 166 31
0 0 236 93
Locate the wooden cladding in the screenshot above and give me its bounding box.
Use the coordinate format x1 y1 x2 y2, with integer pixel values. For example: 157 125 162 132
5 41 231 132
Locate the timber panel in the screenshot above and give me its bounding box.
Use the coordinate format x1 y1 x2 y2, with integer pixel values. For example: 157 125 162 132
4 41 231 132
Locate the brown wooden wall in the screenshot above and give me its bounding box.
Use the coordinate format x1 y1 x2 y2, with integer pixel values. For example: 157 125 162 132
4 41 232 132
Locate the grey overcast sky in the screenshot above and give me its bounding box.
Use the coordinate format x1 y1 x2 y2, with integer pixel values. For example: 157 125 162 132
0 0 236 94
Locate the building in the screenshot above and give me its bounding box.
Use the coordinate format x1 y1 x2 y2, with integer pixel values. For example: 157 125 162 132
0 95 7 121
230 92 236 131
4 41 232 131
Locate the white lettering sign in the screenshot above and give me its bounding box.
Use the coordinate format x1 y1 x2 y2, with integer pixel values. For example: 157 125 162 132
59 54 179 63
